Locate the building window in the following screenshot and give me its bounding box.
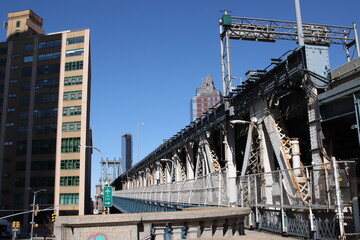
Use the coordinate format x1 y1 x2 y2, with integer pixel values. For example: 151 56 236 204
65 61 83 71
16 21 20 27
31 161 55 171
18 125 28 135
19 111 29 120
10 65 19 70
66 36 84 45
30 177 54 187
38 52 61 61
36 78 59 89
22 67 32 77
0 47 8 55
37 64 60 75
38 40 61 49
23 56 33 63
33 123 57 134
61 137 80 153
16 141 27 155
62 121 81 132
59 193 79 205
32 139 56 154
15 30 20 37
24 44 34 51
63 91 82 101
61 159 80 169
33 108 58 119
0 59 6 66
64 75 82 86
35 93 58 104
20 96 30 105
65 49 84 57
62 106 81 116
60 176 79 186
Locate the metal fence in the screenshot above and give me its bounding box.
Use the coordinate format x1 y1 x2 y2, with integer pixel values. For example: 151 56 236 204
237 160 359 239
113 169 228 207
114 160 359 239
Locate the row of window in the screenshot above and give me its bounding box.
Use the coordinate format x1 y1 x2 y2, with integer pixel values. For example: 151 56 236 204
10 137 82 154
16 139 56 155
16 161 55 171
11 75 80 89
23 36 83 52
64 75 82 85
24 40 61 51
18 108 58 120
61 137 80 153
60 176 79 186
63 106 81 116
8 106 82 120
20 78 59 90
61 159 80 169
7 121 79 135
17 123 57 135
59 193 79 205
65 61 83 71
23 49 82 63
15 177 54 187
64 90 82 101
62 121 81 132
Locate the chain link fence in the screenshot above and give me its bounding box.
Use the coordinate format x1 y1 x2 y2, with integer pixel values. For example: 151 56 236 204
114 169 228 206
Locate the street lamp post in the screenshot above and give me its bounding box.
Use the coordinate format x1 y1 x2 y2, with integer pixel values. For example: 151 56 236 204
78 145 110 214
29 188 46 240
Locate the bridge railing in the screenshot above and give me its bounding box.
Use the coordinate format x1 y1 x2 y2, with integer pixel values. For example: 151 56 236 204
237 160 358 239
113 169 229 206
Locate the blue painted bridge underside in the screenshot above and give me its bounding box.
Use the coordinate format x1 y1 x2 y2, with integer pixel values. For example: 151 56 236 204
113 196 209 213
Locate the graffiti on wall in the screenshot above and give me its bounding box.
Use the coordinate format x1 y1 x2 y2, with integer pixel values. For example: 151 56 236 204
88 233 108 240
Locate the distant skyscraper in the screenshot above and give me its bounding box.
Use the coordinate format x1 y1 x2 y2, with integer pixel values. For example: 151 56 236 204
190 74 222 121
121 134 132 171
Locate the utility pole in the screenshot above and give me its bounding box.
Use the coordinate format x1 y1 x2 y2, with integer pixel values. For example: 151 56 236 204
29 188 46 240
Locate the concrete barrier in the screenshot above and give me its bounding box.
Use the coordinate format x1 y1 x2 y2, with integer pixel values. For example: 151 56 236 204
54 207 250 239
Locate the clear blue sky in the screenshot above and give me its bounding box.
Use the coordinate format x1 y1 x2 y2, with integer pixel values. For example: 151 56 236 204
1 0 359 197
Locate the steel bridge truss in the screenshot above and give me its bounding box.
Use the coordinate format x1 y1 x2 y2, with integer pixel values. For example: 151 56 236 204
113 31 360 238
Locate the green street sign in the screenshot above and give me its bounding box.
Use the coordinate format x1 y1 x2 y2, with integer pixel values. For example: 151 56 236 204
103 186 113 207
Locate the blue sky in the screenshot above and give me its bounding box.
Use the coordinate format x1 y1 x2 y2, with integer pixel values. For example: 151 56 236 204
1 0 359 197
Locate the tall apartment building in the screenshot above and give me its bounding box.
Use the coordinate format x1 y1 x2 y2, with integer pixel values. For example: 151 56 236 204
0 10 91 233
121 134 132 172
190 74 222 121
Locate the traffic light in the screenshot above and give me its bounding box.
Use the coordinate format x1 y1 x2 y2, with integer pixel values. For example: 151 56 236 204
12 221 20 229
51 213 56 222
34 223 39 228
34 204 39 216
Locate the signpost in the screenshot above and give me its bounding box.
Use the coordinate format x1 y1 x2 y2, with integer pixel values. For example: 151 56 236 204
103 186 113 213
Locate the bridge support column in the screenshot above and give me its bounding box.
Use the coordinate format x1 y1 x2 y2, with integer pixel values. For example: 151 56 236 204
224 124 237 206
186 143 195 180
